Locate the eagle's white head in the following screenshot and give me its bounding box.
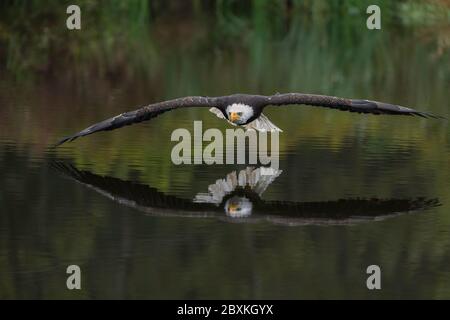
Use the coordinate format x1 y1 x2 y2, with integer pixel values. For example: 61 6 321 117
226 103 254 125
225 196 253 218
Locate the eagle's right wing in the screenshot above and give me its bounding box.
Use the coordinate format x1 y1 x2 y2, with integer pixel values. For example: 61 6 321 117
56 96 218 146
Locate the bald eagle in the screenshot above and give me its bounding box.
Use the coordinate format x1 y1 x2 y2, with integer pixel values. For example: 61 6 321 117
56 93 442 146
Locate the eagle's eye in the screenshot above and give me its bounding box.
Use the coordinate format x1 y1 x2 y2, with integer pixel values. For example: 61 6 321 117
237 112 243 116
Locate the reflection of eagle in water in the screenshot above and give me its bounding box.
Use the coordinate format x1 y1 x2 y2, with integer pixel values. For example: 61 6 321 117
194 167 282 218
55 93 442 146
53 163 440 226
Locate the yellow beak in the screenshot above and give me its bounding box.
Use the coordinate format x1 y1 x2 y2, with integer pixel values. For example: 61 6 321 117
228 203 239 213
230 112 240 122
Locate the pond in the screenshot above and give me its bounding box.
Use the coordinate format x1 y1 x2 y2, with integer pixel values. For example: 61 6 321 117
0 4 449 299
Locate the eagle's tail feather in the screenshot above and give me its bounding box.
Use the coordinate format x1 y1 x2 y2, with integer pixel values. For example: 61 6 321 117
245 113 283 132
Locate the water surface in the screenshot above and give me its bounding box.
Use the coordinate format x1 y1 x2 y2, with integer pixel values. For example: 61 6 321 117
1 10 450 299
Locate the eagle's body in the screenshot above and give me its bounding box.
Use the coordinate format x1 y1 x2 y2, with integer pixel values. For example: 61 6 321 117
210 102 282 132
56 92 441 146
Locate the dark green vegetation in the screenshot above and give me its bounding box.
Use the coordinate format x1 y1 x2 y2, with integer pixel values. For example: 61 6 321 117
1 0 449 81
0 1 449 299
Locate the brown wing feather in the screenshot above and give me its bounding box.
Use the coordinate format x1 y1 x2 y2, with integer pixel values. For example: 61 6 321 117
55 96 217 146
267 93 443 118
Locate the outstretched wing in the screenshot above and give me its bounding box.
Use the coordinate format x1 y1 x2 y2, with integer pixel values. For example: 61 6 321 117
267 93 443 118
55 96 218 146
51 162 216 215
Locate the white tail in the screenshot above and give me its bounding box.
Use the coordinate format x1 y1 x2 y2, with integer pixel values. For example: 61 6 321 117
244 113 283 132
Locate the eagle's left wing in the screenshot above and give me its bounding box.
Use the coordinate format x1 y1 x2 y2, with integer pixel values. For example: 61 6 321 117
267 93 443 118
